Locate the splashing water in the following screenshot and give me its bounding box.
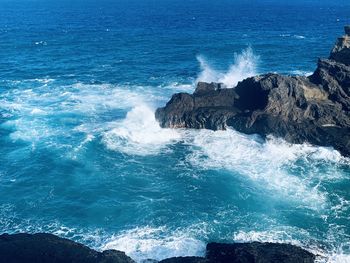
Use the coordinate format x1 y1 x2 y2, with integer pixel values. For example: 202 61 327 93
102 105 181 156
0 46 349 263
196 48 258 88
102 226 206 262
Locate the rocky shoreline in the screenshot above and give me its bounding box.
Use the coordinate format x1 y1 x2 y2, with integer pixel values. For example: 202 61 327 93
156 26 350 157
0 233 316 263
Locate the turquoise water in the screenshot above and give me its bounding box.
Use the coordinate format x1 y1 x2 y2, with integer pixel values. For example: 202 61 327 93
0 0 350 262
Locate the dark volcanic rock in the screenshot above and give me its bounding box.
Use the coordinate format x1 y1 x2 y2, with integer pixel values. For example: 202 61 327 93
155 85 238 130
206 242 315 263
155 27 350 157
158 242 315 263
329 26 350 66
0 233 316 263
310 58 350 110
0 233 135 263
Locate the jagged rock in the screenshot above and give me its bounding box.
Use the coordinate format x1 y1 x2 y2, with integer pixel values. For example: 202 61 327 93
329 26 350 66
309 58 350 110
0 233 135 263
155 26 350 157
206 242 315 263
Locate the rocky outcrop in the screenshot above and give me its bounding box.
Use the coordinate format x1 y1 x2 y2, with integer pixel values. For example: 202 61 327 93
0 233 316 263
330 25 350 66
156 26 350 157
0 233 135 263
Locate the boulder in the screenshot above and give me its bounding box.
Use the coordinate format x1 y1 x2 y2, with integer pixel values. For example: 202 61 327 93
0 233 135 263
206 242 315 263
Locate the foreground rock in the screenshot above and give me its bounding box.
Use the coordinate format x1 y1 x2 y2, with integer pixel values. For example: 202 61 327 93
156 26 350 157
0 233 315 263
159 243 315 263
0 233 135 263
205 242 315 263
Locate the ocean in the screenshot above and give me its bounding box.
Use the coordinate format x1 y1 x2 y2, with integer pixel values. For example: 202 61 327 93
0 0 350 262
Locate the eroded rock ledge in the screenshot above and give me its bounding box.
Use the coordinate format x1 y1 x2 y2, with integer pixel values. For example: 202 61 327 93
0 233 315 263
156 26 350 157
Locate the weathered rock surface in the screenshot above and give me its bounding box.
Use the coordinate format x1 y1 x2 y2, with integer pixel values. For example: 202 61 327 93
0 233 135 263
156 26 350 157
205 242 315 263
330 25 350 66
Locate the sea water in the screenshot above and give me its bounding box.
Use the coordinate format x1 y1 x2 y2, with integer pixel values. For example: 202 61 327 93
0 0 350 262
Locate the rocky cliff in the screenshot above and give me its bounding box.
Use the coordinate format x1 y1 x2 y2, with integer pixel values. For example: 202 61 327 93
156 26 350 157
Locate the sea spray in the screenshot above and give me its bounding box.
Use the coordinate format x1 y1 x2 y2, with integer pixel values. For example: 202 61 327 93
102 105 181 156
102 226 206 262
196 48 258 88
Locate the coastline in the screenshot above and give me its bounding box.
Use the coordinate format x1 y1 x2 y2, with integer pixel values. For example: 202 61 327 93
0 233 316 263
0 2 349 262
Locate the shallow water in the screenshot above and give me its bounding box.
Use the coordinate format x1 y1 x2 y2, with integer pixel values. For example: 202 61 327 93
0 0 350 262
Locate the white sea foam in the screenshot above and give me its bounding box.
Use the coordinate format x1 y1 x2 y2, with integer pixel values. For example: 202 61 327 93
319 254 350 263
184 128 348 209
68 83 163 113
279 34 306 39
0 82 166 144
102 105 181 156
233 228 308 247
102 226 206 262
34 41 47 46
234 229 350 263
290 70 313 76
196 48 258 88
293 35 306 39
30 108 46 115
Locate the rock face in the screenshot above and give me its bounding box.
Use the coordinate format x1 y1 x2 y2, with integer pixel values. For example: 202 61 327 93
0 233 135 263
156 26 350 157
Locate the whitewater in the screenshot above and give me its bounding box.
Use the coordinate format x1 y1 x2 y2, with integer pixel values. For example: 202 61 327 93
1 48 349 263
1 0 350 262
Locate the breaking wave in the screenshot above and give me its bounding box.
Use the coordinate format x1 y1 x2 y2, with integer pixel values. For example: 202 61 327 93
102 105 181 156
102 226 206 262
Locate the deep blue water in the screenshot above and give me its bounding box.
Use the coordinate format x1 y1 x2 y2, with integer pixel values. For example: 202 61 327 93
1 0 350 262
